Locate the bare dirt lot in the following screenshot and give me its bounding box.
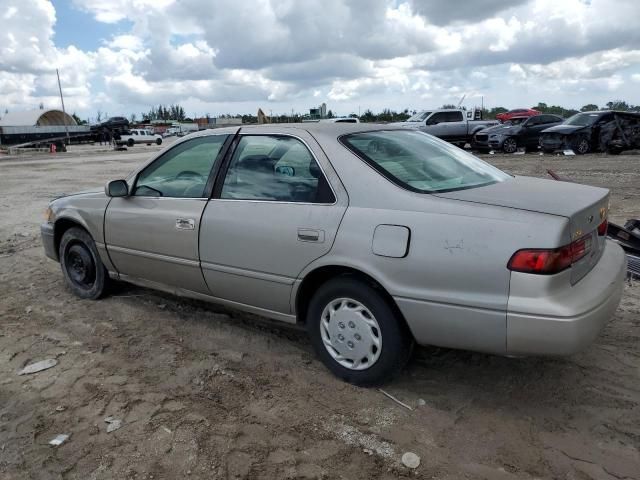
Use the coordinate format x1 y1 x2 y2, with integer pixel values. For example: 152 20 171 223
1 146 639 479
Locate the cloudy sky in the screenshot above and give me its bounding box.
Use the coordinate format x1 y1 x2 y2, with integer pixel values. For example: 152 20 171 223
1 0 639 121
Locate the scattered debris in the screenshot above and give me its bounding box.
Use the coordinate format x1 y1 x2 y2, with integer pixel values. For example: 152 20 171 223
104 416 122 433
379 389 413 411
401 452 421 469
562 149 575 156
25 306 33 314
161 426 172 434
18 358 58 375
49 434 69 446
417 399 426 406
55 405 66 412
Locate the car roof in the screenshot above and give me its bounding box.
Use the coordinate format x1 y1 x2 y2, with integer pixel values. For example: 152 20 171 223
189 122 407 139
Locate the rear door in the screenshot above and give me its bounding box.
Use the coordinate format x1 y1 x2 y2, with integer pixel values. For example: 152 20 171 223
199 130 348 315
104 134 229 293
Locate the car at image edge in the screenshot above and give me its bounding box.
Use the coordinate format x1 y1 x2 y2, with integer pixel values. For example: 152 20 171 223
41 123 627 385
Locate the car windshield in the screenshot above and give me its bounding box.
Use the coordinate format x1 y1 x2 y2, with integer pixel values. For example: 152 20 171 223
506 118 526 126
341 130 510 193
564 113 601 126
406 111 432 122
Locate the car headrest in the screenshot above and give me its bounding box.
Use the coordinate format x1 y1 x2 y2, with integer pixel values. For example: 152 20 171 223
237 155 276 173
309 160 321 179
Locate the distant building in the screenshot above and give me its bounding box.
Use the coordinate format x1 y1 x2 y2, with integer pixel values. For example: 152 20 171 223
309 103 328 120
0 109 89 146
0 109 77 127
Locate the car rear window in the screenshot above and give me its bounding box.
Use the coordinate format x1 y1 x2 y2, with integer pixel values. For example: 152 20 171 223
341 130 510 193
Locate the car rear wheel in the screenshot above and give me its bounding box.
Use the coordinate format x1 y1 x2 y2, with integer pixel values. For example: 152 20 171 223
306 277 413 386
127 138 134 147
59 227 109 300
502 137 518 154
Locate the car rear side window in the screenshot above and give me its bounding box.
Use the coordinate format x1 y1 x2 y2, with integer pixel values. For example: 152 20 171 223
220 135 335 203
134 135 227 198
341 130 510 193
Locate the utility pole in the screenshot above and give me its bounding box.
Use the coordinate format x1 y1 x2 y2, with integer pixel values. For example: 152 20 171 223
56 69 70 145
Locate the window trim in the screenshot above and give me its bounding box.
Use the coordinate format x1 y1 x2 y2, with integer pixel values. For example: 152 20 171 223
131 133 233 199
211 133 338 205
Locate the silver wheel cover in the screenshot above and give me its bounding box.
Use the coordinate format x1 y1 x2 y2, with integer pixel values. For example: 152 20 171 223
320 298 382 370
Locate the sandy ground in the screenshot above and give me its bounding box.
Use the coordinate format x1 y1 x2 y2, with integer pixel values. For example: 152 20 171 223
1 144 639 479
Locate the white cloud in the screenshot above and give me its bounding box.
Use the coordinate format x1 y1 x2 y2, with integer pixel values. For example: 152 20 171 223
1 0 640 119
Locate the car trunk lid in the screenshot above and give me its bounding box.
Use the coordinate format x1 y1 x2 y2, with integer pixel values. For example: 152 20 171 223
435 176 609 283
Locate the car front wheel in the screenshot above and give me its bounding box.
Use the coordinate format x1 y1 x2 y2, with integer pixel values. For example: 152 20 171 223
306 277 413 386
156 138 162 145
127 138 135 147
59 227 109 300
574 137 590 154
502 137 518 153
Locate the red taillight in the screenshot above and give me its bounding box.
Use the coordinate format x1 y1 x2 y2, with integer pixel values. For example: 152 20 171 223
508 235 592 274
597 219 607 236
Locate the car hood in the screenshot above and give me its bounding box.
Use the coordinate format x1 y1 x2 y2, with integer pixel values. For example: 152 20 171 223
51 188 104 202
435 175 608 225
540 124 587 135
478 123 522 135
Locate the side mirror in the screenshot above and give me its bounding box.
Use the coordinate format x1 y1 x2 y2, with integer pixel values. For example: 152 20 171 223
106 179 129 197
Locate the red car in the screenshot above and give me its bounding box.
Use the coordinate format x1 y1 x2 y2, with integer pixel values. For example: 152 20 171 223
496 108 540 123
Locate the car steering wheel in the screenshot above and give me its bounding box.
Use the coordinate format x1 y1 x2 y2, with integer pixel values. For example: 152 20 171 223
175 170 205 180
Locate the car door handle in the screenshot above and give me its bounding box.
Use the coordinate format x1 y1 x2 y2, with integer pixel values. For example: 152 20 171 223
176 218 195 230
298 228 324 243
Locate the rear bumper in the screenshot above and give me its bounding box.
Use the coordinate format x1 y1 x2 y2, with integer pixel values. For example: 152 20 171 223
506 240 627 355
41 222 58 261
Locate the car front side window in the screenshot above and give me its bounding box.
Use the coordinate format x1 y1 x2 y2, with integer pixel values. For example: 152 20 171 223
134 135 228 198
220 135 334 203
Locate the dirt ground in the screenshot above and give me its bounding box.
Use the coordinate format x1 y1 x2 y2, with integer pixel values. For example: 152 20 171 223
1 145 639 480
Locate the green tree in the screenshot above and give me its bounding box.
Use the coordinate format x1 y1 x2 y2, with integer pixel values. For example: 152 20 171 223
71 113 86 125
580 104 599 112
606 100 630 111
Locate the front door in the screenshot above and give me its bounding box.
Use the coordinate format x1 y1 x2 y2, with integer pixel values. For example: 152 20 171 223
199 132 347 315
104 134 229 294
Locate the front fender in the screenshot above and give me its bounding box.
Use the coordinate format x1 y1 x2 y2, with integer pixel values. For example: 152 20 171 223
50 192 113 270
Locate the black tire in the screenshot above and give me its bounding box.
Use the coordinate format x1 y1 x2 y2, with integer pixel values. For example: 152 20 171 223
502 137 518 154
156 138 162 145
607 147 622 155
127 138 135 147
574 136 590 155
59 227 109 300
543 148 555 154
306 277 413 386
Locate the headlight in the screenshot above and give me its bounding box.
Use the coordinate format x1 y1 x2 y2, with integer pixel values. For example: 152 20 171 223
44 206 55 223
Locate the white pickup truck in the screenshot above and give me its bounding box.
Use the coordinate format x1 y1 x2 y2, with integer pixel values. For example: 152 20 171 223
393 108 498 146
117 129 163 147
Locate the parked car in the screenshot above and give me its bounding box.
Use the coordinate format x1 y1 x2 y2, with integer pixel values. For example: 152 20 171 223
473 114 564 153
91 116 129 131
117 129 163 147
540 110 640 154
319 117 360 123
41 124 626 385
496 108 541 123
393 108 498 146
